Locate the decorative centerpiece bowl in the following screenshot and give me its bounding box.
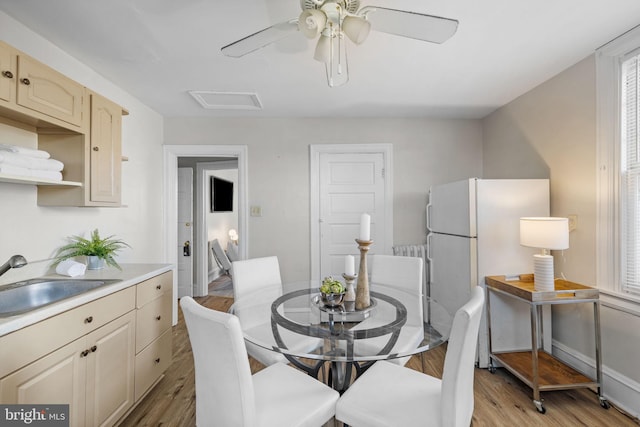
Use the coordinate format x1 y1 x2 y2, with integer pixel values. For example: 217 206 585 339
320 276 347 308
320 291 347 308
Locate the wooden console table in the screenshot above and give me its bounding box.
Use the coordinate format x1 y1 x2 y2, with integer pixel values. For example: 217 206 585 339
485 274 609 413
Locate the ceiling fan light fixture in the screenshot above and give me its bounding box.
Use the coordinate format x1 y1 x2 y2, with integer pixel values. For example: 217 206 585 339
313 33 332 62
298 10 327 38
342 15 371 44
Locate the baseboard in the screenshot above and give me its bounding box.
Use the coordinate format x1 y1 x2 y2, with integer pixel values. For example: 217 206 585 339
553 339 640 418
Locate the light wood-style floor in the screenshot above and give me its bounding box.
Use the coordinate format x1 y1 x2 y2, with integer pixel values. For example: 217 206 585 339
119 295 640 427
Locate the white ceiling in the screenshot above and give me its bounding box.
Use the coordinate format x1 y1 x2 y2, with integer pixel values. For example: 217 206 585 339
1 0 639 119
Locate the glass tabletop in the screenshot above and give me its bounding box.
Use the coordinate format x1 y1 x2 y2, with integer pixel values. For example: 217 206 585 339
230 281 453 363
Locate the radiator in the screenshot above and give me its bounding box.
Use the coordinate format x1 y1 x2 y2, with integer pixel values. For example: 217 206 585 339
392 244 429 297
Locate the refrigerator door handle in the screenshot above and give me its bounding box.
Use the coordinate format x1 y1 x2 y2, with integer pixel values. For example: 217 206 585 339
426 196 432 232
426 232 433 284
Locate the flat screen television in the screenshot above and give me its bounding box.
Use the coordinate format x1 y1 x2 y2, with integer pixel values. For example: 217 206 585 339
211 176 233 212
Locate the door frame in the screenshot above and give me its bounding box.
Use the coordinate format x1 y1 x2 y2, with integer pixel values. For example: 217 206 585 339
164 145 248 323
309 144 394 281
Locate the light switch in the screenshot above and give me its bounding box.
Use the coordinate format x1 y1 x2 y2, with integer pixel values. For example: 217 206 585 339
250 205 262 217
568 214 577 232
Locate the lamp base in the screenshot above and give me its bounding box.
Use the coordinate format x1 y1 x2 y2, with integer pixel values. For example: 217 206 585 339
533 254 555 291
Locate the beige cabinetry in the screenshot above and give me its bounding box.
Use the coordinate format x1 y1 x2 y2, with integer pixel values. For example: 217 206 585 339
0 40 125 206
0 270 173 426
134 271 173 401
0 287 136 427
0 41 85 131
16 55 85 128
0 42 15 103
36 91 123 206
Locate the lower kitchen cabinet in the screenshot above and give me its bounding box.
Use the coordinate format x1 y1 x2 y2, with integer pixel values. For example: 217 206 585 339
0 310 136 427
0 269 173 427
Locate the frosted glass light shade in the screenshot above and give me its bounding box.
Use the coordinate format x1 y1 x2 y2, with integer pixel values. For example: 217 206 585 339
298 10 327 38
342 15 371 44
314 34 331 62
520 217 569 250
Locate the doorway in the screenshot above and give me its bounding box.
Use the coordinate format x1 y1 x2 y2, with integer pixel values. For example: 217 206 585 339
164 145 248 323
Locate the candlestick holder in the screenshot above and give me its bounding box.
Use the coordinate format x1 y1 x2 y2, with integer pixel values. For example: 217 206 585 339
342 273 356 302
355 239 373 310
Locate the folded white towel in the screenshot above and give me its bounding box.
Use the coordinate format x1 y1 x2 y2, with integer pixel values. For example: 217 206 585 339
55 259 87 277
0 164 31 177
0 152 64 171
30 169 63 181
0 164 63 181
0 143 50 159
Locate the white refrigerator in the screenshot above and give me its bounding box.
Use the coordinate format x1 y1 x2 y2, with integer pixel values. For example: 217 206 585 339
426 178 551 368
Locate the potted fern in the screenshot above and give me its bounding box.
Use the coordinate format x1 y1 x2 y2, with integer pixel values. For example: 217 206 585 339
54 229 130 270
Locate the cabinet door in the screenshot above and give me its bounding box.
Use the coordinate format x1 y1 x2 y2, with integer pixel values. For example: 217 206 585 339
0 42 16 103
0 337 87 427
16 55 84 127
90 92 122 204
85 311 135 427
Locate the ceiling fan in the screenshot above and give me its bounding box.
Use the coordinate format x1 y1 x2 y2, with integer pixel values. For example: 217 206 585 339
221 0 459 87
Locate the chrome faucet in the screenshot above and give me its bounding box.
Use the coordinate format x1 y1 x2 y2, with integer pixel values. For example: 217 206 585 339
0 255 27 278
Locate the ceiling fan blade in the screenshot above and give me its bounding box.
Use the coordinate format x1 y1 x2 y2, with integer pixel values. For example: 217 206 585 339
221 19 299 58
359 6 458 44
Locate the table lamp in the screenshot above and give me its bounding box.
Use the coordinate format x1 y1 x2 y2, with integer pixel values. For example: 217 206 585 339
520 217 569 291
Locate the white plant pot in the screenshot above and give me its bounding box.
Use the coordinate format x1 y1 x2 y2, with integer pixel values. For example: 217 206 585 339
86 256 106 270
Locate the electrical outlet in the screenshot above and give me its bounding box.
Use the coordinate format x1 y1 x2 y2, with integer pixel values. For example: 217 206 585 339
568 214 577 232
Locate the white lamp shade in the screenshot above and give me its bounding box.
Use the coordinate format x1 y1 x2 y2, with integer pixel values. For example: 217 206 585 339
520 217 569 250
298 10 327 39
342 15 371 44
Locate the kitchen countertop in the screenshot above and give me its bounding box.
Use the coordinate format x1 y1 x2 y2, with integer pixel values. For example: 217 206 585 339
0 263 173 337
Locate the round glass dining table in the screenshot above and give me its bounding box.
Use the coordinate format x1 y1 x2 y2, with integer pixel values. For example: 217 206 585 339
230 281 453 391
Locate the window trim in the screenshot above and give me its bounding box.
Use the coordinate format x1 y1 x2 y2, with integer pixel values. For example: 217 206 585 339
596 25 640 294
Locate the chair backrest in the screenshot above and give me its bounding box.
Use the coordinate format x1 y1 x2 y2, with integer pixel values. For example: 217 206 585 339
180 297 257 427
370 254 423 295
231 256 282 302
440 286 485 427
211 239 232 272
371 255 424 326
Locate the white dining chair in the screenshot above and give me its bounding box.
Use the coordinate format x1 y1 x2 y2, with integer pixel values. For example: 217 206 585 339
180 297 339 427
353 254 425 366
231 256 320 367
335 285 485 427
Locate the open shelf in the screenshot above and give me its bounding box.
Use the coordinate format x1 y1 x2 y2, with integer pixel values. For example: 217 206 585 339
0 173 82 187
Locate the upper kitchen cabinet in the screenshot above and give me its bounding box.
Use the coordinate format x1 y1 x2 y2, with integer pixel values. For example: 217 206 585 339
0 41 86 132
37 92 124 207
0 40 126 207
0 42 14 103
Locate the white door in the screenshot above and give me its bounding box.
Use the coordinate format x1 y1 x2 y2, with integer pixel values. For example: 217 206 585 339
177 168 193 298
318 152 387 281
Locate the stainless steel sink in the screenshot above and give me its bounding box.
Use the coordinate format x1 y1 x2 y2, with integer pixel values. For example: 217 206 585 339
0 278 122 317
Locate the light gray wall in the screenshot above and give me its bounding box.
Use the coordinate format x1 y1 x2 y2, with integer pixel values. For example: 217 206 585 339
164 118 483 282
483 54 640 410
0 13 166 285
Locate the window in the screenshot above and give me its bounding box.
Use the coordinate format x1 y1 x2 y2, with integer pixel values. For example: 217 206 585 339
622 51 640 295
597 25 640 296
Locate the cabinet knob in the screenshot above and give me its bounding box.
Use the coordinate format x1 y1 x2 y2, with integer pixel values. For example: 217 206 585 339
1 71 13 79
156 285 162 290
19 77 30 85
156 315 161 321
90 345 97 353
80 350 90 358
93 146 99 152
154 358 160 364
84 316 93 324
